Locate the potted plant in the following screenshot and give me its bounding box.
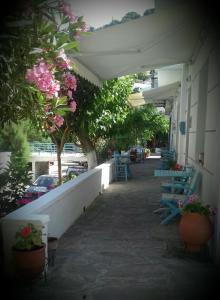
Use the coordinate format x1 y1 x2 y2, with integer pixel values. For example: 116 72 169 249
12 223 45 280
178 194 216 252
144 148 151 158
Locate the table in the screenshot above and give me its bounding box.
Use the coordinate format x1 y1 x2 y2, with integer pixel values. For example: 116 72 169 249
154 169 193 178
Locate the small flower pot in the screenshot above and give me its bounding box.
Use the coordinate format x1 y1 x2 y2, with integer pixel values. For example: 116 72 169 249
179 213 213 252
13 244 46 280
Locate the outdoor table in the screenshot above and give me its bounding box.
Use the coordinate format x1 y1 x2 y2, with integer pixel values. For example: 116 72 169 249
154 169 193 193
154 169 193 178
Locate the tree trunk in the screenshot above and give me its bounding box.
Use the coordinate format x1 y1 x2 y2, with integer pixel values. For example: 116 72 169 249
56 147 62 185
51 128 69 185
78 130 97 170
87 150 98 170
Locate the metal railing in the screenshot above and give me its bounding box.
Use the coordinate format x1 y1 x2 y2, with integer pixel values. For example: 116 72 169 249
29 143 82 154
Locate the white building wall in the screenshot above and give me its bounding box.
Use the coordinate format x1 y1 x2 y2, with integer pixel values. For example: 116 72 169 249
177 65 188 165
157 66 182 87
178 29 220 263
170 96 179 150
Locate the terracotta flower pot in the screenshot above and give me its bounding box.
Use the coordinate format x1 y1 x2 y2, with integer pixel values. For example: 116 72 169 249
179 213 213 252
13 244 45 280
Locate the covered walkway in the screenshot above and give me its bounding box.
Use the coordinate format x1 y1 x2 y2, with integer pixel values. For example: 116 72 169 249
9 158 219 299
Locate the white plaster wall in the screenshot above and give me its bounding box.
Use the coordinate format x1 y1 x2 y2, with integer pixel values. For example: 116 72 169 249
180 29 220 263
187 72 199 164
157 67 182 87
177 65 188 165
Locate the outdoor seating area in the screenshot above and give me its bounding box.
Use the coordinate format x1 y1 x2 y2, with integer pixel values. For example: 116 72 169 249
154 154 203 225
113 147 147 181
1 2 220 299
157 170 201 225
3 157 218 299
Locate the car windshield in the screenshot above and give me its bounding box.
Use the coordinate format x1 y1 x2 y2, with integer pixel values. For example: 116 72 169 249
34 176 57 187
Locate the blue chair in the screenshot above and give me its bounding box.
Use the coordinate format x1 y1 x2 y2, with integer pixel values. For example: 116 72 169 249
114 153 131 181
161 166 194 193
159 170 201 225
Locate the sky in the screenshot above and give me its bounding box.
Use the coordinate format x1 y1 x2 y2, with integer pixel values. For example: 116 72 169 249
70 0 155 28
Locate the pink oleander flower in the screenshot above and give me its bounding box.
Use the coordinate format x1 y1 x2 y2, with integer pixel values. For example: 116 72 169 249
45 80 60 99
67 89 72 98
56 49 72 70
26 61 60 98
63 72 77 90
69 100 77 112
53 115 64 127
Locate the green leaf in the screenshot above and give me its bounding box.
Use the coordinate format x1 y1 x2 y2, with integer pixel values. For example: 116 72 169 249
59 41 79 51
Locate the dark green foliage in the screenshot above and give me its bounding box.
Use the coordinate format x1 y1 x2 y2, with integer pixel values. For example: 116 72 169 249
67 75 134 155
0 122 32 215
133 72 150 82
181 202 215 217
111 104 169 148
143 8 155 16
0 159 32 214
0 122 30 155
121 12 141 23
96 10 141 30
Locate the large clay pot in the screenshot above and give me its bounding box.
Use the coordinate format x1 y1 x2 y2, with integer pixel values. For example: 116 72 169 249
179 213 213 252
13 244 45 280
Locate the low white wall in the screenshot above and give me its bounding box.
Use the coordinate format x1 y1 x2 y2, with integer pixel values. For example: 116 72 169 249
1 159 114 275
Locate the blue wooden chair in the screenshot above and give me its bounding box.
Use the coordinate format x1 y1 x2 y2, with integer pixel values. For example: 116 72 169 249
114 152 131 181
159 170 201 225
161 166 194 193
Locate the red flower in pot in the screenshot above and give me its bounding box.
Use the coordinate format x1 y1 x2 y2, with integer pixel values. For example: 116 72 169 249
12 223 45 280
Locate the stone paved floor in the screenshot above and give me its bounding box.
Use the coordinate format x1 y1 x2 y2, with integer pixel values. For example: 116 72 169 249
4 157 220 299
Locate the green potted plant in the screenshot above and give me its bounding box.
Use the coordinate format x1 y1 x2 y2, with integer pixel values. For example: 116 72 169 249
144 148 151 158
178 194 216 252
12 223 45 280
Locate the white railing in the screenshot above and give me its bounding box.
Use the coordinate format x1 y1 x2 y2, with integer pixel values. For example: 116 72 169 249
1 159 114 274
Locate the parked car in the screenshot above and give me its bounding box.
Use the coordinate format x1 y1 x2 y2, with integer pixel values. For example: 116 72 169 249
66 165 88 177
22 175 58 201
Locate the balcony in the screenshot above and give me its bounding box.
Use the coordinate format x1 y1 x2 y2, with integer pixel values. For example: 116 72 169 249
1 157 219 299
